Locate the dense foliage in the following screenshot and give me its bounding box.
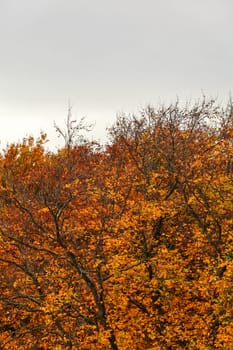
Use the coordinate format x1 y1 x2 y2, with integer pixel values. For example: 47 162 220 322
0 99 232 349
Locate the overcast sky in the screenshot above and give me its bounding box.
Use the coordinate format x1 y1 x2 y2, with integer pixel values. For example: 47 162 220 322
0 0 232 149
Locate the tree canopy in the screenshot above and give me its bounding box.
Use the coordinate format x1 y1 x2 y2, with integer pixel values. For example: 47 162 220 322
0 98 232 349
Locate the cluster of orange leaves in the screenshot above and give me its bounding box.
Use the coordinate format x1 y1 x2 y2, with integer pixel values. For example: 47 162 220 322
0 100 232 349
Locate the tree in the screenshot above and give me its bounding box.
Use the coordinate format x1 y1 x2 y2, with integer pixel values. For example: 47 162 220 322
0 98 232 349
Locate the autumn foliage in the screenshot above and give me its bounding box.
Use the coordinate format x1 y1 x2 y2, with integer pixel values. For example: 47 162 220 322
0 99 232 349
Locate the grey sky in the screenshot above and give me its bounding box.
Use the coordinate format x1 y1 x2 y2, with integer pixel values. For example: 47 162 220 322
0 0 232 149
